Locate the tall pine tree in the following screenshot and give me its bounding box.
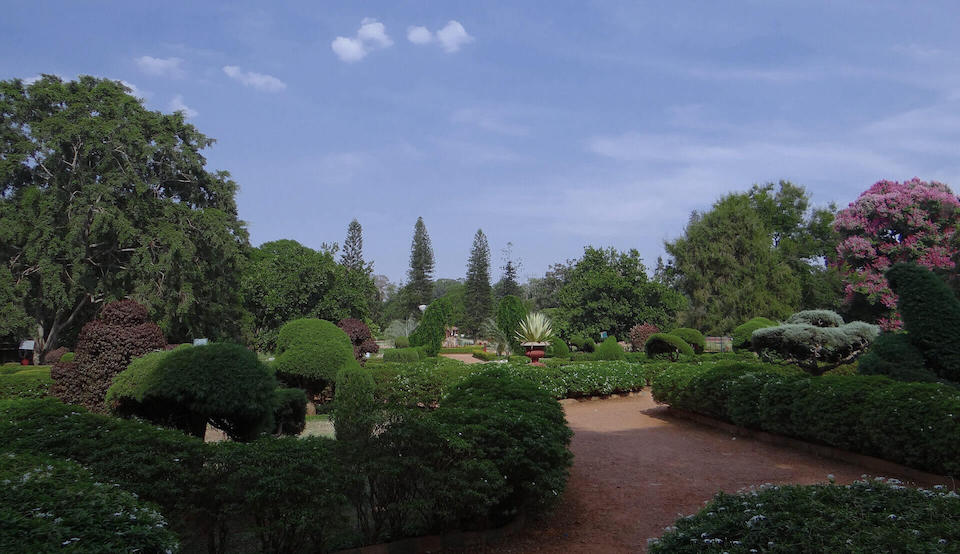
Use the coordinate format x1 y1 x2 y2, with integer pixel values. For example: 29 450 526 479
407 217 435 312
340 218 366 271
464 229 493 336
495 242 522 300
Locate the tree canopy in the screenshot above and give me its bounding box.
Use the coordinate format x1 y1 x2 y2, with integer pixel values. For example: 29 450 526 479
554 246 686 340
0 75 249 358
241 239 373 350
406 216 435 311
463 229 493 335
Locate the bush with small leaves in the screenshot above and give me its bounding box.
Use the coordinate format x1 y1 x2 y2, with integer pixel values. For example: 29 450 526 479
272 387 308 436
786 309 844 327
751 317 879 375
274 318 359 392
858 332 937 382
382 347 421 363
394 336 410 348
50 300 165 412
333 366 377 442
546 337 570 359
338 318 379 366
629 323 660 352
410 298 451 356
594 336 626 361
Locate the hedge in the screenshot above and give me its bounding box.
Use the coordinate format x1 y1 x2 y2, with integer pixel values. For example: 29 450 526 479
732 316 776 350
594 336 626 361
383 347 422 363
651 364 960 475
670 328 706 354
471 349 500 361
649 479 960 553
645 333 694 360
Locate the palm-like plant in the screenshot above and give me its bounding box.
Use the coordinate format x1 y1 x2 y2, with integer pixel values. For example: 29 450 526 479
481 317 512 356
516 312 553 344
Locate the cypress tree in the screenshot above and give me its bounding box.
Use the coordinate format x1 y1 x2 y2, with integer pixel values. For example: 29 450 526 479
407 217 435 310
340 219 366 272
464 229 493 336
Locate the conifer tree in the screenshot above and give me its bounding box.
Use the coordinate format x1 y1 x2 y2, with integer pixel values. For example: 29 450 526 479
464 229 493 335
495 242 523 300
407 217 435 311
340 219 366 272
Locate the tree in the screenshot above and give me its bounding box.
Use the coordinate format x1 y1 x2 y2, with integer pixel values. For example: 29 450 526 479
750 310 879 375
463 229 493 336
407 217 435 311
834 179 960 329
494 242 523 300
524 262 571 310
665 186 804 334
554 247 686 340
0 76 249 361
496 295 528 355
241 239 372 350
340 219 366 272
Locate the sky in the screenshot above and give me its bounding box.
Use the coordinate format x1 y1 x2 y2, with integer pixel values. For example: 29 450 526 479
3 1 960 284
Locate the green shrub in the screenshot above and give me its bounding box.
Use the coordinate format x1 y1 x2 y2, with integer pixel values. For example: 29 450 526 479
750 316 879 375
669 328 706 354
59 351 75 362
0 451 180 553
273 387 308 436
568 335 586 351
786 309 845 327
732 316 776 350
333 366 377 442
542 357 575 368
511 361 647 398
471 349 500 362
649 479 960 553
382 347 421 363
858 332 937 382
645 333 694 361
546 337 570 359
582 337 596 352
789 375 889 450
725 371 781 428
570 351 594 362
0 367 51 399
415 345 430 360
594 336 626 361
274 319 358 391
495 295 528 355
410 298 451 356
207 437 349 553
394 336 410 348
433 368 573 518
888 262 960 382
110 344 278 441
509 354 529 364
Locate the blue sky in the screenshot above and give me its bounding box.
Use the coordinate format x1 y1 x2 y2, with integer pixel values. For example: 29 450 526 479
3 1 960 284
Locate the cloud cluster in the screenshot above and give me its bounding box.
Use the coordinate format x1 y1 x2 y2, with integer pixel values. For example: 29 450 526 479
222 65 287 92
134 56 185 78
332 18 393 63
168 94 197 118
407 21 473 53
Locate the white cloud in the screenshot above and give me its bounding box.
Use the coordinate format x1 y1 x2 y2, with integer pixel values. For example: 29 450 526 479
436 21 473 53
357 18 392 48
332 18 393 62
222 66 287 92
331 37 367 63
168 94 197 118
134 56 185 78
119 80 147 99
407 26 433 45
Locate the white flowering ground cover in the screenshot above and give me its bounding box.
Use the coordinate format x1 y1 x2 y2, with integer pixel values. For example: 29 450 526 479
648 477 960 553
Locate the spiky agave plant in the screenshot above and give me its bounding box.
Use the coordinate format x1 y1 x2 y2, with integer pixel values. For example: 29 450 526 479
516 312 554 344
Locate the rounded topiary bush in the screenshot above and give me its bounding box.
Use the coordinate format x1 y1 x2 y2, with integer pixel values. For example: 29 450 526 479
786 310 844 328
383 347 421 363
646 333 695 361
582 338 596 353
274 318 358 391
109 343 278 441
394 336 410 349
858 332 937 382
670 328 706 354
594 336 626 360
732 317 776 350
338 318 379 366
546 337 570 359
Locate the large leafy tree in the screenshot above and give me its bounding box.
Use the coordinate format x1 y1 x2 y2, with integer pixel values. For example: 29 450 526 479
241 239 372 350
664 182 838 334
406 216 435 312
554 247 686 340
0 75 249 360
834 179 960 329
463 229 493 336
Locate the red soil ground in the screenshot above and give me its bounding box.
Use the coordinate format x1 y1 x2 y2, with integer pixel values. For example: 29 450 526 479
482 392 945 553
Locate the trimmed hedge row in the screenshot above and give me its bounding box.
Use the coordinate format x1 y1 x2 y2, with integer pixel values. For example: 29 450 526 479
649 478 960 552
651 363 960 475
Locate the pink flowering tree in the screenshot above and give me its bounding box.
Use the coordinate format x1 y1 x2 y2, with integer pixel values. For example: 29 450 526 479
834 178 960 329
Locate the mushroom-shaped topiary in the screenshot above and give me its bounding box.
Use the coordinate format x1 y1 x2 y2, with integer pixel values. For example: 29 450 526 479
274 318 359 393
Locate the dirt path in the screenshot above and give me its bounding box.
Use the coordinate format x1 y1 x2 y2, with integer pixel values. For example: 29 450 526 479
439 353 485 364
486 391 943 553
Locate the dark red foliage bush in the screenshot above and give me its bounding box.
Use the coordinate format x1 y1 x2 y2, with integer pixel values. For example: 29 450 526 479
50 300 165 412
337 318 379 366
629 323 660 352
43 346 69 365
